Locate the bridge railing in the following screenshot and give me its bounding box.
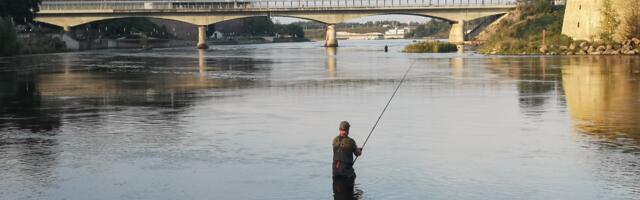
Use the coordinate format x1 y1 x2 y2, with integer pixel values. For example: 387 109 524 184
40 0 516 11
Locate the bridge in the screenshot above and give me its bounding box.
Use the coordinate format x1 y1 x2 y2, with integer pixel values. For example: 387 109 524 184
35 0 516 49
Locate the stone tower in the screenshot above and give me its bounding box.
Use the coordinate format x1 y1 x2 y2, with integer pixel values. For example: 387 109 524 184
562 0 630 41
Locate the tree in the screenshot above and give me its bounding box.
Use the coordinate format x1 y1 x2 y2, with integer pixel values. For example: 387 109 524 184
622 0 640 38
0 0 41 25
517 0 552 17
285 24 304 38
0 18 19 56
600 0 620 42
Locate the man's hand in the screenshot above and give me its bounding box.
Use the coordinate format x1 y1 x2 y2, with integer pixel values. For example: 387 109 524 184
355 148 363 156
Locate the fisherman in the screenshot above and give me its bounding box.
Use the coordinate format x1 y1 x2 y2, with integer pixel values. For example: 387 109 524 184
384 45 389 52
332 121 362 179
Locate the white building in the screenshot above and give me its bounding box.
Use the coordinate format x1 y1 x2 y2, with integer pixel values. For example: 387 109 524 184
210 31 224 40
384 27 409 39
336 32 383 40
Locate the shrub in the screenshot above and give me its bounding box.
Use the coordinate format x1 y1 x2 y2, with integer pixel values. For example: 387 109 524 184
0 18 20 56
402 41 458 53
622 0 640 38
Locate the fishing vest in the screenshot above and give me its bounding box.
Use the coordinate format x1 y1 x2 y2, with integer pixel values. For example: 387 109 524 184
332 136 357 163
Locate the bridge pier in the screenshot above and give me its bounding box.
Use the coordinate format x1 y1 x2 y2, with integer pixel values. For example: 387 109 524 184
324 24 338 47
197 25 208 49
449 20 465 53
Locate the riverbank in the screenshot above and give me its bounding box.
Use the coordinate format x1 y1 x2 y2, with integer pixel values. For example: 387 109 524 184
208 37 310 45
477 2 572 55
402 41 457 53
476 1 639 56
1 18 68 57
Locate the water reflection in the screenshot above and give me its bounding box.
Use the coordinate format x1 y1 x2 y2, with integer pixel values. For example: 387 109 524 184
332 177 362 200
0 72 60 199
562 56 640 142
326 47 337 78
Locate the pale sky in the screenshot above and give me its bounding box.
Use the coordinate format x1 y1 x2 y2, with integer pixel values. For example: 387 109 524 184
273 14 433 24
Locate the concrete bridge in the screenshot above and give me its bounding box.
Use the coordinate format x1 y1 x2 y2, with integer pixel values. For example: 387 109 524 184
35 0 516 49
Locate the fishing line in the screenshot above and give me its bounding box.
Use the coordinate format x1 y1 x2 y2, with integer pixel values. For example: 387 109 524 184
353 61 415 163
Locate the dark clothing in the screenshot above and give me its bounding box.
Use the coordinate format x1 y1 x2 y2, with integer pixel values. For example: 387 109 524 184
332 136 358 178
333 176 358 200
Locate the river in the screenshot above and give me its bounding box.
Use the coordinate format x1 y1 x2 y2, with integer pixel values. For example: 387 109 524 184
1 40 639 200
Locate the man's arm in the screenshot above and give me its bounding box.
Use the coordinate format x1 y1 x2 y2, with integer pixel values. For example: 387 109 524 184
352 139 362 156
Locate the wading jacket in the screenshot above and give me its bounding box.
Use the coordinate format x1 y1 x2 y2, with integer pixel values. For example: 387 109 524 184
332 136 358 177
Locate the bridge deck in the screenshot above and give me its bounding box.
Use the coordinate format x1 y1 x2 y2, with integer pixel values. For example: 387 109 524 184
40 0 516 12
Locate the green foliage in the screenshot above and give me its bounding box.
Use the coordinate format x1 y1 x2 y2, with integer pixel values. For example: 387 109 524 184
622 0 640 38
275 24 304 38
17 33 66 55
516 0 553 17
479 1 573 54
241 17 275 36
599 0 620 42
0 0 41 25
0 17 20 57
406 20 451 38
81 18 174 39
231 17 306 38
402 41 458 53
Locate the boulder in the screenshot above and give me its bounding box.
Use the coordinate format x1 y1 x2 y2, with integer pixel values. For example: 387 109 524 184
632 38 640 46
579 42 589 48
539 45 548 54
596 45 607 52
606 44 613 50
569 43 577 50
576 50 587 55
587 46 595 52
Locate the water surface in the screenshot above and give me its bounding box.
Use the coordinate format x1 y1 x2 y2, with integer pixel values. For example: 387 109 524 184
1 40 639 199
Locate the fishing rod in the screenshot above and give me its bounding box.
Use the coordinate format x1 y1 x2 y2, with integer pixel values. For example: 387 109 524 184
353 61 415 164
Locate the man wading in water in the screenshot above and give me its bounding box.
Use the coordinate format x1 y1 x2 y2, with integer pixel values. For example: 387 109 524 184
332 121 362 199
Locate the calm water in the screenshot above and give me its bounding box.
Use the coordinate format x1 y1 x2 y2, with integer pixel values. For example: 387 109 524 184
1 40 639 200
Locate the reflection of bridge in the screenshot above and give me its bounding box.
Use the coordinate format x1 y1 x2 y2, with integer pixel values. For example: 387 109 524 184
35 0 516 48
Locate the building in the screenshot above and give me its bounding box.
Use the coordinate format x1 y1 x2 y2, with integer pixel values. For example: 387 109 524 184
384 27 410 39
336 32 383 40
562 0 632 41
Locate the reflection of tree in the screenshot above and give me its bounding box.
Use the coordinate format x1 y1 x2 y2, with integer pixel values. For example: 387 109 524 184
34 53 261 108
0 72 60 198
516 58 562 115
484 57 563 117
0 72 62 132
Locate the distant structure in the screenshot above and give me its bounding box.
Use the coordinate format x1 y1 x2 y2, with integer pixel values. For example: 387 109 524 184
336 32 383 40
562 0 629 41
384 27 410 39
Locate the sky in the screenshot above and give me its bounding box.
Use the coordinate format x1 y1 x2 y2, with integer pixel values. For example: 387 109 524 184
272 14 434 24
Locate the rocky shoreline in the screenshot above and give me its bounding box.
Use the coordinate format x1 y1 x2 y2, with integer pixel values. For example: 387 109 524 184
539 38 640 55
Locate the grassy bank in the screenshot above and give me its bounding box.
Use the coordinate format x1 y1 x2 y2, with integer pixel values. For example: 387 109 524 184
403 41 458 53
478 1 572 54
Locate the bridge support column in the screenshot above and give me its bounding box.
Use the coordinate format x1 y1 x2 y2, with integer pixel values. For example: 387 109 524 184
324 24 338 47
197 26 208 49
449 20 465 53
